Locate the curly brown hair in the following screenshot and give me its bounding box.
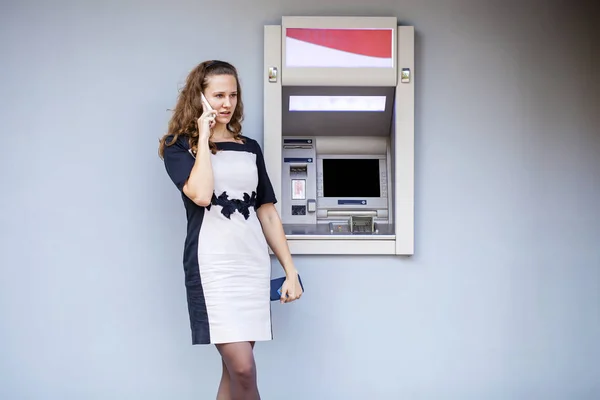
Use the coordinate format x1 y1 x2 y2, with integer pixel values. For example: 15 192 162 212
158 60 245 158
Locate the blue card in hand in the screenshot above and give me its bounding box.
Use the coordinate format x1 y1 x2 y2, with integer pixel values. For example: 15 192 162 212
270 275 304 301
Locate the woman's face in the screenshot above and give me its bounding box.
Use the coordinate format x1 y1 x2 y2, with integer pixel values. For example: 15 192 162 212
203 74 238 125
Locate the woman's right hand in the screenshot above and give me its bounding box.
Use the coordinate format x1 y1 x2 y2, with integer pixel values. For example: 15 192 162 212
198 108 217 141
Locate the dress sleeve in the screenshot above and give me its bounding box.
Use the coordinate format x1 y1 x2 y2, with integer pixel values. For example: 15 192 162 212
254 139 277 208
163 135 195 191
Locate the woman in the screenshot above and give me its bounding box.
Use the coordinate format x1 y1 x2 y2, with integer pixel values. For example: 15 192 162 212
158 60 303 400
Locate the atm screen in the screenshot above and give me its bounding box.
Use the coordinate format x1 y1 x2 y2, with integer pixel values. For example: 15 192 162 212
322 159 381 198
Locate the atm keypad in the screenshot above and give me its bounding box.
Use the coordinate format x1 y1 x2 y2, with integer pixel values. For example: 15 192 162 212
292 205 306 215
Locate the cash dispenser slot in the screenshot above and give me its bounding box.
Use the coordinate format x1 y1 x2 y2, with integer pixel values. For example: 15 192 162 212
326 210 378 234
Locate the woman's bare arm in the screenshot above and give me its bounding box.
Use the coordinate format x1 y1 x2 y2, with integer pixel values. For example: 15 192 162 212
257 203 297 277
183 139 213 206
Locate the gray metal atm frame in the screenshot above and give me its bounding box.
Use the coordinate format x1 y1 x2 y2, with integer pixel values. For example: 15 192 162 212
263 16 415 255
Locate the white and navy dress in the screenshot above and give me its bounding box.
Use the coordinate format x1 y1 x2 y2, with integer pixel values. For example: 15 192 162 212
163 135 277 345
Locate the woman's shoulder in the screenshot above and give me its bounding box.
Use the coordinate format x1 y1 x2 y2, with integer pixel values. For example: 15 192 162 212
163 134 191 151
239 135 262 151
239 135 255 144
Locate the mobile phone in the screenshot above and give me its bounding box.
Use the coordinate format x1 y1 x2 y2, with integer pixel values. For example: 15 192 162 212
201 93 213 111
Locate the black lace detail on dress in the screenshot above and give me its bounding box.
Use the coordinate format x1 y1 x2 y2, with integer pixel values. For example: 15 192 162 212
207 191 257 220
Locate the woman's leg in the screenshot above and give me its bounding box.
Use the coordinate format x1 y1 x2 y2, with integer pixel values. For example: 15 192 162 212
216 342 256 400
215 341 259 400
216 357 231 400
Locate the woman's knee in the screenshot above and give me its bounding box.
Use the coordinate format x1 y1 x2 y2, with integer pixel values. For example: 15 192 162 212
229 359 256 388
216 342 257 389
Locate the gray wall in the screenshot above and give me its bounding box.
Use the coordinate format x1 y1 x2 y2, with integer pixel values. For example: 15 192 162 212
1 0 599 399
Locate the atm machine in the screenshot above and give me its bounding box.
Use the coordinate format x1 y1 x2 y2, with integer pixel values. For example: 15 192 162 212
263 16 415 255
